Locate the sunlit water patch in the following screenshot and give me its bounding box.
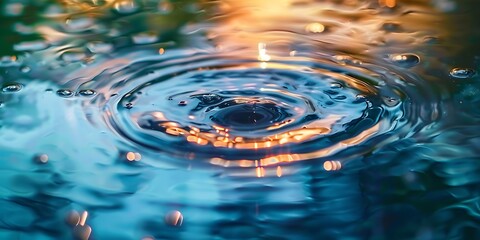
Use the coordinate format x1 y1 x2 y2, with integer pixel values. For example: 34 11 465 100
1 0 480 239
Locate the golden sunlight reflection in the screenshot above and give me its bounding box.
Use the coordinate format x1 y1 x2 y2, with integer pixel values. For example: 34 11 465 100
126 151 142 161
379 0 396 8
276 166 283 177
323 160 342 171
257 43 271 62
256 167 266 178
208 123 380 169
305 23 325 33
156 114 342 150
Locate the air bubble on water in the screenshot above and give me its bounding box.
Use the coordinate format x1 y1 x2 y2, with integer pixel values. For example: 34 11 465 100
61 51 87 63
132 32 159 45
165 210 183 227
330 83 343 89
57 89 74 97
383 96 400 107
20 66 31 73
449 68 476 79
2 83 22 92
79 89 96 97
34 154 49 164
356 94 366 99
178 101 188 106
65 17 95 31
14 40 49 52
388 53 420 68
86 41 113 53
114 0 139 14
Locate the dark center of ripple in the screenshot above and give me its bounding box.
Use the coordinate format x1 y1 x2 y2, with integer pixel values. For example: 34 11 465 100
209 100 292 131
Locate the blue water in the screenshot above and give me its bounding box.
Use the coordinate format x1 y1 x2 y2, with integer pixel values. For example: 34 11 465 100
1 0 480 239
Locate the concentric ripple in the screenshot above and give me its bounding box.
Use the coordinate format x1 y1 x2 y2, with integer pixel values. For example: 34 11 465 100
88 49 438 167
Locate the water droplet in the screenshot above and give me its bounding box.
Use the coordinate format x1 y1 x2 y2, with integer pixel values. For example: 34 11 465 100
14 40 49 52
449 68 476 79
126 152 142 161
65 17 95 31
132 32 159 45
165 210 183 227
78 89 96 97
330 83 343 89
57 89 74 97
178 101 188 106
2 83 22 92
388 54 420 68
34 154 49 164
20 66 31 73
383 96 400 107
61 51 87 63
86 41 113 53
114 0 139 14
125 102 133 109
356 94 366 99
